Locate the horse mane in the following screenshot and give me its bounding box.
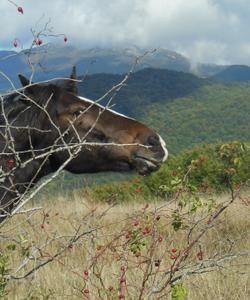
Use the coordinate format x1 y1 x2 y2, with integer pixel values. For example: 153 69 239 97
0 81 65 125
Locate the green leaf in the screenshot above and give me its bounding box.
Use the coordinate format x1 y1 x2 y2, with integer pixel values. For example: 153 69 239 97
171 282 188 300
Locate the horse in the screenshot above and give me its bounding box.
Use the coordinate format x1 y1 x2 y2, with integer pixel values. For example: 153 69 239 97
0 67 168 221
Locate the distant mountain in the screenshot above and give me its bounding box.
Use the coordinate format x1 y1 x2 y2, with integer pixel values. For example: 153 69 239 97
0 44 231 92
0 45 191 91
194 63 227 78
212 65 250 82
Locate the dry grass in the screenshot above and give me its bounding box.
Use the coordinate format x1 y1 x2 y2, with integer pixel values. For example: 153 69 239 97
1 192 250 299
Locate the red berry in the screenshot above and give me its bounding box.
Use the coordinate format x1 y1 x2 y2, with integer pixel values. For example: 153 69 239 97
142 226 151 235
119 277 126 284
84 270 89 277
170 255 177 260
17 6 23 14
158 236 163 243
40 224 45 229
171 248 177 253
35 38 43 46
172 170 177 176
134 187 141 193
64 35 68 42
83 288 89 294
125 230 132 239
7 159 14 168
13 40 18 48
133 220 139 226
197 251 203 260
120 266 126 272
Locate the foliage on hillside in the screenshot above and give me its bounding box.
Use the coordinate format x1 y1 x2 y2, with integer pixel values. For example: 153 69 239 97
143 83 250 153
86 142 250 202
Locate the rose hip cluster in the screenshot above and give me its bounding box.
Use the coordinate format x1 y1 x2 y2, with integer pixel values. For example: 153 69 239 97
11 4 68 48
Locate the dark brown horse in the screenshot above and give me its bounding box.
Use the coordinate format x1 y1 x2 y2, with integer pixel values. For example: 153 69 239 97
0 68 168 221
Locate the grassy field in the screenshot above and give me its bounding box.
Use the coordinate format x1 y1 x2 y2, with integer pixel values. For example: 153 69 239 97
1 191 250 300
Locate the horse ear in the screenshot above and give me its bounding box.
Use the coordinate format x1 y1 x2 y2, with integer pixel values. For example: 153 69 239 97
18 74 32 87
70 66 77 80
67 66 78 94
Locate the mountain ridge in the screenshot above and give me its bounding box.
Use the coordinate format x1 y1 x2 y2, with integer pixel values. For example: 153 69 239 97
212 64 250 82
0 45 227 91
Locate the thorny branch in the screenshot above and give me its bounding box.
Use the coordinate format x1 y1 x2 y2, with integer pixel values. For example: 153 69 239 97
0 14 249 297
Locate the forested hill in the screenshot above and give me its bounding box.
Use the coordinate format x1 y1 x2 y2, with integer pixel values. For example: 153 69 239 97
78 68 210 117
143 83 250 153
78 68 250 154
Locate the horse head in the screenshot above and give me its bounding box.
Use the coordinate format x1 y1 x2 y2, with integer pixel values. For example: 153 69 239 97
17 67 168 176
47 93 168 175
0 67 168 221
18 69 168 176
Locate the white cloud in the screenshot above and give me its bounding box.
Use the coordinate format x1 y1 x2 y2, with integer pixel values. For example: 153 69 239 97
1 0 250 64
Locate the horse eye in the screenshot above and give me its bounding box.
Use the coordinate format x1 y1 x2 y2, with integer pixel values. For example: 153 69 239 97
73 110 84 118
89 128 107 142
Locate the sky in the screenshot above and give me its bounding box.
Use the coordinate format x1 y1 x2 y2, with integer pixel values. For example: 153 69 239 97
1 0 250 65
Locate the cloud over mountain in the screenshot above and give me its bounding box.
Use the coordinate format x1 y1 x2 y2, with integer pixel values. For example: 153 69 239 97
1 0 250 64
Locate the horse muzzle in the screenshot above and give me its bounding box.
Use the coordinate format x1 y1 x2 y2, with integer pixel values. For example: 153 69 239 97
132 135 168 175
133 155 161 175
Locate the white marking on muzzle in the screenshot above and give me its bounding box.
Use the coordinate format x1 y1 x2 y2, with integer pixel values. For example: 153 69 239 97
158 134 168 162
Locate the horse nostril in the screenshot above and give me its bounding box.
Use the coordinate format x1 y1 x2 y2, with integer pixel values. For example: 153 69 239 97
147 135 160 146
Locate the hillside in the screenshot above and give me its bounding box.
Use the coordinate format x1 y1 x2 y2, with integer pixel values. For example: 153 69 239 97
78 68 209 117
142 83 250 153
77 69 250 154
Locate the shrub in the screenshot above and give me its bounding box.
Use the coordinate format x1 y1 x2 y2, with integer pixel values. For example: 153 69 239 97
87 141 250 202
